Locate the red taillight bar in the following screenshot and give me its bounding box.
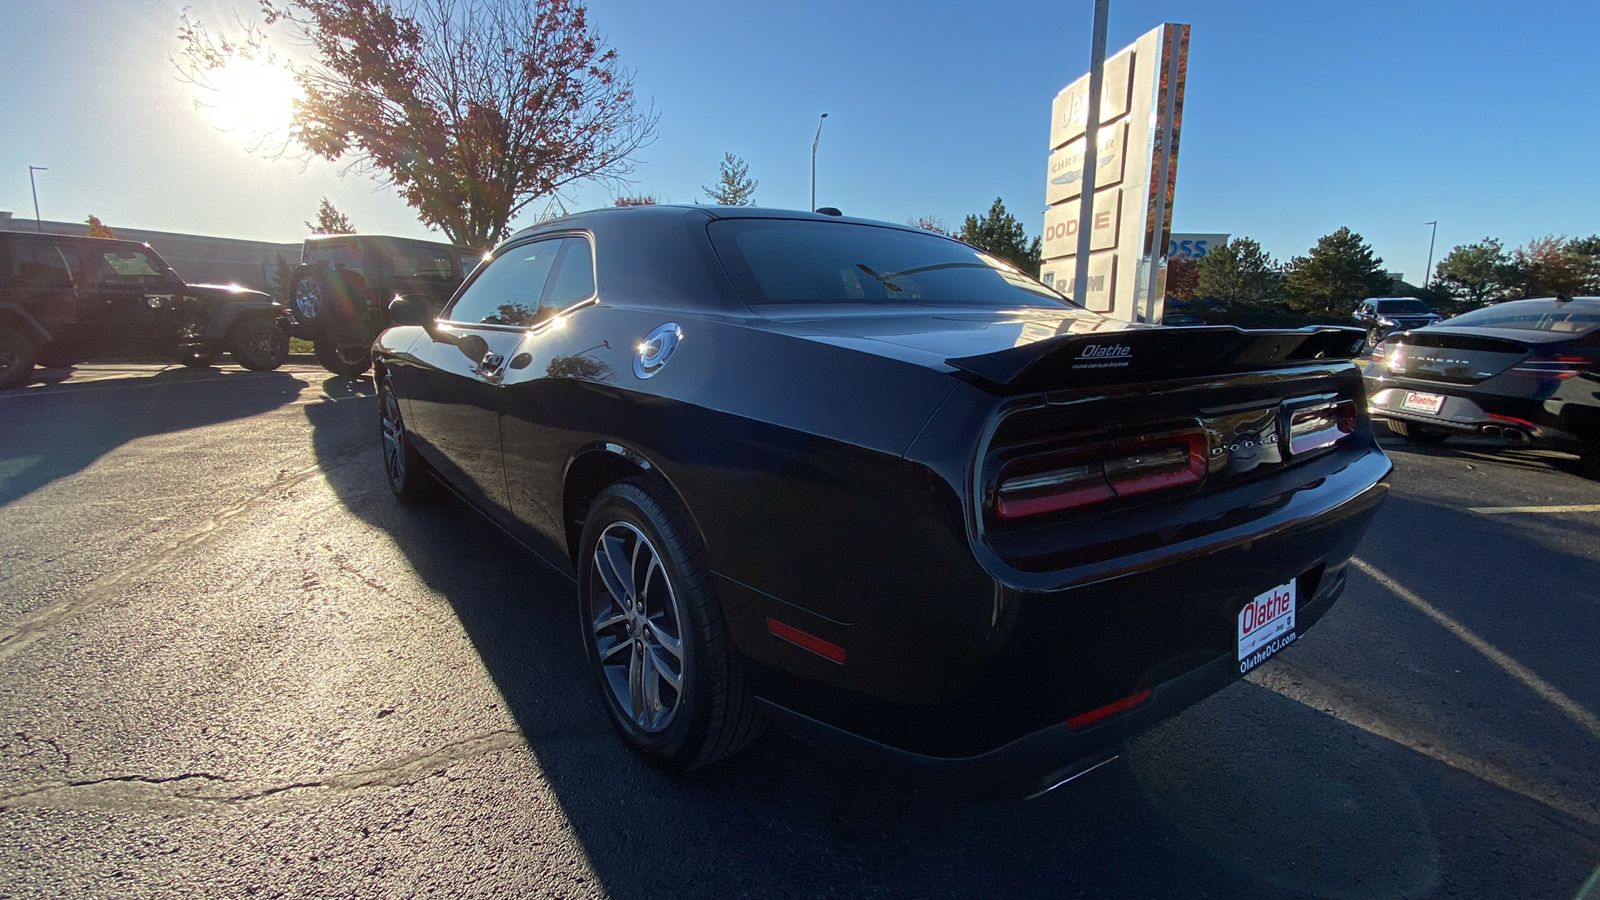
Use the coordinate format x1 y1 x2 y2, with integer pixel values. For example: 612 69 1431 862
1510 355 1591 380
994 429 1207 519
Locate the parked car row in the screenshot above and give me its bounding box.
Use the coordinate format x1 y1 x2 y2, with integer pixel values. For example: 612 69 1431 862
0 231 289 389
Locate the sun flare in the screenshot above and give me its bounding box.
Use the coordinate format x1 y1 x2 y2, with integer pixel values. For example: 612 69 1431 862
202 58 298 140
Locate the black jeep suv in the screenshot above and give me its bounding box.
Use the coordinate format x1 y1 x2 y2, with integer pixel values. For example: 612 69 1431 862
0 232 290 389
284 234 478 376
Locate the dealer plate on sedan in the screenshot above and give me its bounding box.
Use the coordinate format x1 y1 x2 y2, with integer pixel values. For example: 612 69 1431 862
1238 580 1297 674
1400 391 1445 415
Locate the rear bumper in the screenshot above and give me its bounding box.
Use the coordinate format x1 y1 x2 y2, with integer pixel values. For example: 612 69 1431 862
765 566 1348 801
1366 383 1587 448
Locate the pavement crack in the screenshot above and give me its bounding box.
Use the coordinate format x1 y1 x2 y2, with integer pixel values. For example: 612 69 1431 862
0 729 526 813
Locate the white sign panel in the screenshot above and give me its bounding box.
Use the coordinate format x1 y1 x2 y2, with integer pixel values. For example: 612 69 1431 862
1167 233 1230 260
1042 23 1189 323
1040 253 1116 313
1046 122 1128 206
1041 190 1121 258
1050 51 1134 150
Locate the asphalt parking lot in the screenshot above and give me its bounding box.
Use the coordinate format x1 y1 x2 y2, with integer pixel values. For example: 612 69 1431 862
1 362 1597 899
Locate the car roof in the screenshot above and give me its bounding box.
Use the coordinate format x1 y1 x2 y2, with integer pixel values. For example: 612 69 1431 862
498 205 966 316
506 204 936 242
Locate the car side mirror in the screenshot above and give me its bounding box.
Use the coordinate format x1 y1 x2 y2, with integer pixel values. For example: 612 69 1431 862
1352 310 1365 321
1429 308 1440 316
389 294 435 328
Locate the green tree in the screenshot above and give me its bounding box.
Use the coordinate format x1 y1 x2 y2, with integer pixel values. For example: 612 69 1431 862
1505 235 1595 297
1281 227 1390 315
703 153 758 206
613 194 656 207
177 0 657 247
305 197 355 234
958 197 1041 274
1194 237 1281 306
269 252 295 302
1431 238 1510 309
85 215 115 239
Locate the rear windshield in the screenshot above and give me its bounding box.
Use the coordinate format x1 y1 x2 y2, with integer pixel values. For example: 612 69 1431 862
304 239 365 278
1444 300 1600 335
1377 299 1430 315
707 219 1070 308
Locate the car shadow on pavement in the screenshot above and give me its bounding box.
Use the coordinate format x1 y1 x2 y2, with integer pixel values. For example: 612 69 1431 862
303 400 1600 900
0 367 308 508
1377 432 1588 478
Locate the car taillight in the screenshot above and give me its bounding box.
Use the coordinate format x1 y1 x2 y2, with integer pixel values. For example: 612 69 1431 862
995 430 1207 518
1509 354 1592 380
1385 343 1407 374
367 288 381 308
1286 400 1356 456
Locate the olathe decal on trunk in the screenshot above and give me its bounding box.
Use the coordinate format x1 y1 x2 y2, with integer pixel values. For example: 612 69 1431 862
1070 343 1133 370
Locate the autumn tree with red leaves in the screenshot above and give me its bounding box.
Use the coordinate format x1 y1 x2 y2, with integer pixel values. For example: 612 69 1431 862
177 0 656 247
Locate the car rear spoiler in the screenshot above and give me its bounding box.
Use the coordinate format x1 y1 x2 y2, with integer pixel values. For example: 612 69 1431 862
946 325 1367 392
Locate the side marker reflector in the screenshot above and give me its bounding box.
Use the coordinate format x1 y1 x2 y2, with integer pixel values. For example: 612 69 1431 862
1065 688 1152 729
766 618 846 664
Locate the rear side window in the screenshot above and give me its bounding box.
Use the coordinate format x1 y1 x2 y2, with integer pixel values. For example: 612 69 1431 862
11 241 76 286
443 238 562 326
388 243 456 281
95 247 165 284
543 238 596 311
708 219 1069 307
1445 300 1600 335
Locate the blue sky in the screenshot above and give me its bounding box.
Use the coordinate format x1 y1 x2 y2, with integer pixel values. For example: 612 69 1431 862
1 0 1595 282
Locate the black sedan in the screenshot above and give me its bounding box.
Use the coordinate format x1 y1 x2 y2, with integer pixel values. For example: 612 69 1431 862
1364 296 1600 477
373 205 1392 798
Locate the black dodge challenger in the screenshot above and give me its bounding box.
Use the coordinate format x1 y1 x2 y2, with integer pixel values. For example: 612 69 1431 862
373 205 1392 798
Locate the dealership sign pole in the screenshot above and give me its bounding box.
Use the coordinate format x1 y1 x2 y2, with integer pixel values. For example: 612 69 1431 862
1071 0 1111 307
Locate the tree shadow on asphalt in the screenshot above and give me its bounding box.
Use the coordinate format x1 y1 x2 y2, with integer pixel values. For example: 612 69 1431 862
0 367 308 508
303 398 1600 900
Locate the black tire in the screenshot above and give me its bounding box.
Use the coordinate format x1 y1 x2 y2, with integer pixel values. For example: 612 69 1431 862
1386 418 1451 444
0 324 37 390
314 339 372 377
230 317 289 371
578 476 765 772
177 350 219 369
378 374 441 504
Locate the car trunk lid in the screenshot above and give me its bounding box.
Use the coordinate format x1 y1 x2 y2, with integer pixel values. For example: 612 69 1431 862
1382 327 1540 384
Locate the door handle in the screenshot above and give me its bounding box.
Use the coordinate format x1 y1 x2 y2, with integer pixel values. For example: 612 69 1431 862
479 351 507 382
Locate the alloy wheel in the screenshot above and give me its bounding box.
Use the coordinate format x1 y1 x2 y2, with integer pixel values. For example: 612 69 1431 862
293 277 323 320
380 387 406 488
588 521 687 733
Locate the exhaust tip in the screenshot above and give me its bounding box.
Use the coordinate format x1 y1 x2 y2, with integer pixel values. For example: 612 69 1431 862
1505 429 1531 444
1482 425 1503 437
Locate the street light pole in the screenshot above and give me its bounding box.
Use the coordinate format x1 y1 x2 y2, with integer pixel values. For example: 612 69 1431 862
1422 221 1438 289
28 166 47 233
811 113 828 211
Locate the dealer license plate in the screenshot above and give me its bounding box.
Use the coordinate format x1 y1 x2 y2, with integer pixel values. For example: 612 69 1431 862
1238 580 1297 674
1400 391 1445 415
